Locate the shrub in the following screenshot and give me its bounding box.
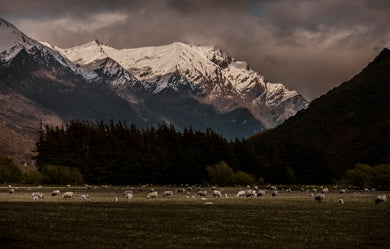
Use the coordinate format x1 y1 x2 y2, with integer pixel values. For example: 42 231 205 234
23 170 43 185
235 171 256 186
206 161 235 186
40 165 83 185
0 156 22 183
373 164 390 190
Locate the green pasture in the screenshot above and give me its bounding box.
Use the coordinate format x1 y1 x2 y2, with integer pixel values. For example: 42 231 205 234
0 186 389 249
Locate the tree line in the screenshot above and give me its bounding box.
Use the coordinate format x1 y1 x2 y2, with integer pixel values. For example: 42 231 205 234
31 120 263 185
2 120 389 188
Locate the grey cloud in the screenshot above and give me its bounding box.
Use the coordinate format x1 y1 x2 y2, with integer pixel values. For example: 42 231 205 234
0 0 389 100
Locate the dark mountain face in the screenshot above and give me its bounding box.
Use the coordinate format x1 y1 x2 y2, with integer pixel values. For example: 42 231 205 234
249 48 390 182
1 48 147 125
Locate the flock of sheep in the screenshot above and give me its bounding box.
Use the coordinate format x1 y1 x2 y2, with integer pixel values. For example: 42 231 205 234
5 184 388 204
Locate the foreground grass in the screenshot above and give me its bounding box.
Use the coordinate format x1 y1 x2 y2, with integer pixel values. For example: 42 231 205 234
0 188 389 249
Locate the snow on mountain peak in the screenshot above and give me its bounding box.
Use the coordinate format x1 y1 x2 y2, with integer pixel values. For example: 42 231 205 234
0 18 36 60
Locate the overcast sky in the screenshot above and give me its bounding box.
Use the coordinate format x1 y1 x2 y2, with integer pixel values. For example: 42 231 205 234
1 0 389 100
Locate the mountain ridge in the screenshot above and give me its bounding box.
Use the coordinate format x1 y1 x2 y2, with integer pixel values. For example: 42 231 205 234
248 47 390 182
0 18 307 162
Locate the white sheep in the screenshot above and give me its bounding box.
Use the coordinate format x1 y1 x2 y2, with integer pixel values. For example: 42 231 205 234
9 188 15 194
257 190 266 197
32 192 44 199
113 197 118 202
339 189 346 194
52 190 60 197
123 190 133 196
212 190 222 198
236 190 246 198
63 192 73 199
80 194 90 200
246 189 257 198
126 193 133 202
314 193 325 203
321 188 329 194
147 191 158 199
338 199 344 204
33 196 39 202
163 191 173 198
375 195 387 204
272 191 278 197
66 184 71 188
197 190 207 197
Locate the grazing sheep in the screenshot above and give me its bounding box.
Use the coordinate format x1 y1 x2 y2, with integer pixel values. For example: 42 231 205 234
246 189 257 198
147 191 158 199
375 195 387 204
33 196 39 202
257 190 266 197
339 189 346 194
66 184 71 188
272 191 278 197
321 188 329 194
126 193 133 202
338 199 344 204
212 190 222 198
224 194 229 198
52 190 60 197
80 194 89 200
9 188 15 194
310 193 314 198
63 192 73 199
163 191 173 198
177 188 185 193
123 190 133 196
364 188 370 192
32 192 44 200
197 190 207 197
314 193 325 203
113 197 118 202
271 186 277 191
236 190 246 198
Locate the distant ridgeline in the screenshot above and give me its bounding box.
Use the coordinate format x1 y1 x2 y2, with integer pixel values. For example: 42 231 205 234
34 120 264 185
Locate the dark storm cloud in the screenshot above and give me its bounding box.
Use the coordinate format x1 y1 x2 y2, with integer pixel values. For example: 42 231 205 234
1 0 389 100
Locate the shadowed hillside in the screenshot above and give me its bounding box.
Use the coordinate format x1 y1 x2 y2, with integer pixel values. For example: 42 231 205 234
249 48 390 182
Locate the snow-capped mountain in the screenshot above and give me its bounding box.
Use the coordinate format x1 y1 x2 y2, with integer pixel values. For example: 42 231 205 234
0 17 271 161
0 19 78 74
56 40 308 128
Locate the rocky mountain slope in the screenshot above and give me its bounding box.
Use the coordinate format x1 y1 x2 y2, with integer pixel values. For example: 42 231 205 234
0 18 307 161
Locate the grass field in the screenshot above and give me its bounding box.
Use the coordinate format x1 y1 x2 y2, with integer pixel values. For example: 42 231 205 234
0 185 389 249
